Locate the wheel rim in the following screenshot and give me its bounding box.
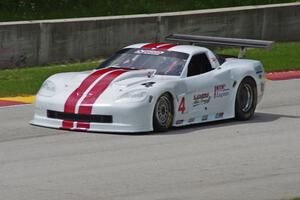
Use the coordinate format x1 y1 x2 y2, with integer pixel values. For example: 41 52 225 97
239 83 253 112
155 96 172 126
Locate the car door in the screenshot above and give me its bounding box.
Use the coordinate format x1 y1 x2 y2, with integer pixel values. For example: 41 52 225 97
180 53 232 123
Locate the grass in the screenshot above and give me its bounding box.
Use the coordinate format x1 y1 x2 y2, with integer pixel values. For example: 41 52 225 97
216 42 300 72
0 0 298 22
0 42 299 97
0 61 99 97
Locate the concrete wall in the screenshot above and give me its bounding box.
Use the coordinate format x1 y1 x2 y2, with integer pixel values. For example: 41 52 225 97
0 2 300 69
159 3 300 41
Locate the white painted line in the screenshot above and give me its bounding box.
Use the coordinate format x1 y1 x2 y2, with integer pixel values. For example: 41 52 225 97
0 104 32 109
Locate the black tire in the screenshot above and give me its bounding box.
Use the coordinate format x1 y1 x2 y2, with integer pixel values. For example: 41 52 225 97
235 77 257 120
153 93 174 132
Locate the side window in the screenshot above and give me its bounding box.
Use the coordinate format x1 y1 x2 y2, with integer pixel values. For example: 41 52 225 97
187 53 213 77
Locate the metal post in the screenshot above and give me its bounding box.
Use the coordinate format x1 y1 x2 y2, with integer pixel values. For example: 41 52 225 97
238 47 247 59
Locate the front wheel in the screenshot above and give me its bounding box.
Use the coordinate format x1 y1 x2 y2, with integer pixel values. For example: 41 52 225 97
235 77 257 120
153 93 174 132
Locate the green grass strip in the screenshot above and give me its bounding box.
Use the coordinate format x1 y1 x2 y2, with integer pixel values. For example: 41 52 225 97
0 61 99 97
216 42 300 72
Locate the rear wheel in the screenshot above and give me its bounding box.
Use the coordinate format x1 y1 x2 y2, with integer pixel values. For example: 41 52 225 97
235 77 257 120
153 93 173 132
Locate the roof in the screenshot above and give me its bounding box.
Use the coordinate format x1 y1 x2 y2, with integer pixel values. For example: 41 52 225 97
125 43 210 55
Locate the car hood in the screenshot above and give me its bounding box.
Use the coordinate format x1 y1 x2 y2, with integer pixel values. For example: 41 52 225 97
48 68 179 103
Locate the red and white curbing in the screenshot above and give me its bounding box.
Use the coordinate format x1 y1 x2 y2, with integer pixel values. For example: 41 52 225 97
266 70 300 80
0 100 28 107
0 96 35 108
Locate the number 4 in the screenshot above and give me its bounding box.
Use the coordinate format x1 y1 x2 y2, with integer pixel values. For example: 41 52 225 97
178 97 186 114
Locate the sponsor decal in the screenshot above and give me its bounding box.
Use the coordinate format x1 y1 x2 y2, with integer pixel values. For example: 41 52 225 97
176 120 184 125
214 84 230 98
215 112 224 119
135 49 164 56
193 92 210 107
202 115 208 121
255 66 264 79
188 118 195 123
255 66 263 74
261 82 265 93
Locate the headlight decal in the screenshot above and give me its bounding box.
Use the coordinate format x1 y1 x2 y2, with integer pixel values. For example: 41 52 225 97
116 90 149 103
38 80 56 97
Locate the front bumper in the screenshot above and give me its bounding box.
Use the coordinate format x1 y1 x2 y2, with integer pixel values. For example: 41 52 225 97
31 96 155 133
31 117 152 133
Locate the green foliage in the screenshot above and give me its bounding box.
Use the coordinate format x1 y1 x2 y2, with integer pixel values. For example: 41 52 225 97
0 0 297 22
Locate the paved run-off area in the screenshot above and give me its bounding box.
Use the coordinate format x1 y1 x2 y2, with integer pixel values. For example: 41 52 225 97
0 79 299 200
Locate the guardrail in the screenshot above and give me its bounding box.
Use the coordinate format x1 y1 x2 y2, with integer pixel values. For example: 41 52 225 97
0 2 299 69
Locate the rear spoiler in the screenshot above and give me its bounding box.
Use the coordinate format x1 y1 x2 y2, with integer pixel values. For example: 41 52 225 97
165 34 274 58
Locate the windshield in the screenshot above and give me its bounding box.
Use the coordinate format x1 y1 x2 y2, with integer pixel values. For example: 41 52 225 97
99 48 189 76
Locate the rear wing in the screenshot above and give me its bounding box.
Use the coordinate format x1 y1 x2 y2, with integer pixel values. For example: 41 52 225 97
165 34 274 58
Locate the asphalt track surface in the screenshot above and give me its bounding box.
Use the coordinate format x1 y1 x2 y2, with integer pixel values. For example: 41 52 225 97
0 79 300 200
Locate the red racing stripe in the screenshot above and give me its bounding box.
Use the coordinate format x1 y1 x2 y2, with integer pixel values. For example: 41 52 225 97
157 43 177 50
76 69 128 129
62 67 114 129
142 43 167 49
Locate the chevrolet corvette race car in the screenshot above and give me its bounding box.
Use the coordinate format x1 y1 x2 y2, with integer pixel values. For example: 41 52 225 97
31 34 274 132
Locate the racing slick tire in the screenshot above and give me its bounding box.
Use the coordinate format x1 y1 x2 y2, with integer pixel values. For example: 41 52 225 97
153 93 174 132
235 77 257 121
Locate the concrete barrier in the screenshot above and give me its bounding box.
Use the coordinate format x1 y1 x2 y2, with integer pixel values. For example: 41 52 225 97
0 2 300 69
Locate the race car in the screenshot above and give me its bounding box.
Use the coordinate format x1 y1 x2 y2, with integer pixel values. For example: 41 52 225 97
31 34 274 132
